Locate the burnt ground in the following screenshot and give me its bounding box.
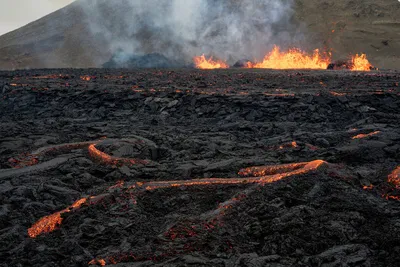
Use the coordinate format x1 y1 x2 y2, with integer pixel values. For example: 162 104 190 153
0 69 400 267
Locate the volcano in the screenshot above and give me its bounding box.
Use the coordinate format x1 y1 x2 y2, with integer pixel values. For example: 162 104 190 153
1 1 400 267
0 0 399 70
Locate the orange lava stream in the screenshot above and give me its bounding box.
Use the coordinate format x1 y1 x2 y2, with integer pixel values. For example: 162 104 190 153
351 54 373 71
247 46 330 69
129 160 325 191
88 144 148 166
388 166 400 187
89 160 326 266
28 198 87 238
28 160 326 240
351 131 381 139
193 55 229 69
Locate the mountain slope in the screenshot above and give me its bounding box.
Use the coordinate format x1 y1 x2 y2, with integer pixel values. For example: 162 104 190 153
0 0 399 70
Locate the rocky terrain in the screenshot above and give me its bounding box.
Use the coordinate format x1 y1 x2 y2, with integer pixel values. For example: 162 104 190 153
0 68 399 266
0 0 399 70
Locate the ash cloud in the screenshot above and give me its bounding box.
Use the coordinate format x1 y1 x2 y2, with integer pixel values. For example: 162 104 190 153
79 0 296 66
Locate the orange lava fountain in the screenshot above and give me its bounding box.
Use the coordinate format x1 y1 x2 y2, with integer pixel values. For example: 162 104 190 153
351 54 373 71
193 55 229 69
247 46 330 69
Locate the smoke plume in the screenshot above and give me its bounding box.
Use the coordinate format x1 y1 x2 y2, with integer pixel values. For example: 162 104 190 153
79 0 296 65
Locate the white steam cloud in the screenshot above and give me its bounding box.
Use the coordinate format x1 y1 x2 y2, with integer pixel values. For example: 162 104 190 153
79 0 295 65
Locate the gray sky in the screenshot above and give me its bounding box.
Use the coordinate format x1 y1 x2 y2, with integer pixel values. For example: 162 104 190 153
0 0 75 36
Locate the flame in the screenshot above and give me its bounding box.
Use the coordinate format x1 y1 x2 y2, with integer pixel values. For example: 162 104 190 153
28 198 87 238
247 46 330 69
351 131 381 139
351 54 373 71
193 55 229 69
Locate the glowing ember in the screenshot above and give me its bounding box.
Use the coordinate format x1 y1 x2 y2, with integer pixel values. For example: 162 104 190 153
89 259 106 266
193 55 229 69
80 75 94 81
351 54 373 71
351 131 381 139
28 198 87 238
247 46 330 69
388 166 400 187
363 185 374 190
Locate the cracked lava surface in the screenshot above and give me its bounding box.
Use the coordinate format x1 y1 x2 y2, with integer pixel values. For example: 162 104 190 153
1 69 399 267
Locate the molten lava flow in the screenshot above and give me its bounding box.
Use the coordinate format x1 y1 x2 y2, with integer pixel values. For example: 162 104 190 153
238 161 307 177
193 55 229 69
128 160 326 192
351 54 373 71
88 144 148 166
351 131 381 139
388 166 400 187
28 198 87 238
89 160 326 265
29 159 326 240
247 46 330 69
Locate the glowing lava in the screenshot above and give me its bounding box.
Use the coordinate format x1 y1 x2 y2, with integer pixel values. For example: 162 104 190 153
193 55 229 69
351 54 373 71
88 160 326 266
351 131 381 139
28 198 87 238
247 46 330 69
29 160 326 240
88 144 149 166
388 166 400 187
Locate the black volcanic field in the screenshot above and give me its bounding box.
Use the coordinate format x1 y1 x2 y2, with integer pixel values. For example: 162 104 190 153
0 68 400 267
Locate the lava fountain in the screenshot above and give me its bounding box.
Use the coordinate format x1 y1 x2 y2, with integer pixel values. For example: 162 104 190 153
193 55 229 69
247 46 330 69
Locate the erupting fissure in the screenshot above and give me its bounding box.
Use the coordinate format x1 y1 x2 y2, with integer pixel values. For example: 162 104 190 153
194 45 373 71
193 54 229 69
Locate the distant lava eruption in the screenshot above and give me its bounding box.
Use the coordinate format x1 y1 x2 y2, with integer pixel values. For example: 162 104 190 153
194 45 374 71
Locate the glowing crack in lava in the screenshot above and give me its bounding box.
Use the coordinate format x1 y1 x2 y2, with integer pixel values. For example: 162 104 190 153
247 46 330 69
193 54 229 69
351 131 381 139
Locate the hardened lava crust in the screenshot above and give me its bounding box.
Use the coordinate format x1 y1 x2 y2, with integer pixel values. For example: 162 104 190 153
0 68 400 267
